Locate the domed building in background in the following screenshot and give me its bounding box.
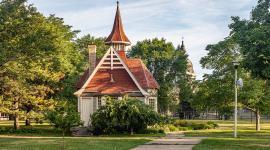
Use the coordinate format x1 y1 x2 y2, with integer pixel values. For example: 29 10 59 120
179 38 196 80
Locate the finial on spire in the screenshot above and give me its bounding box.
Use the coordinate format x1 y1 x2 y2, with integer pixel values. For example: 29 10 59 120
180 36 186 51
105 1 131 46
181 36 184 45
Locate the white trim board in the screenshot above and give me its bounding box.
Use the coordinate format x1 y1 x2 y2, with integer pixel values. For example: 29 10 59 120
74 46 149 96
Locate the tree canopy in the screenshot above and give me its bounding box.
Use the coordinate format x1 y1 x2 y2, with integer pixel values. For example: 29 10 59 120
230 0 270 79
195 0 270 130
129 38 191 113
0 0 84 128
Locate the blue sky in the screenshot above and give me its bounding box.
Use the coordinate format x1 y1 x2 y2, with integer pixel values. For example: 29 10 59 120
28 0 257 80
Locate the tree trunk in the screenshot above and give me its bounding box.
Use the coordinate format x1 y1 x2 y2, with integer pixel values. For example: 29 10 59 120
14 101 20 130
25 119 31 126
130 128 134 135
255 109 260 131
14 115 20 130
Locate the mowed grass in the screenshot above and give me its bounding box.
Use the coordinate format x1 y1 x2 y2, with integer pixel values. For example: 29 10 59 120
0 121 165 137
185 119 270 138
0 120 155 150
185 119 270 150
0 137 150 150
0 121 63 137
193 138 270 150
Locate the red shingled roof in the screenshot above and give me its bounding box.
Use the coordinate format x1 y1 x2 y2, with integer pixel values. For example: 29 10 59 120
124 58 159 89
76 54 159 94
105 2 131 45
84 69 139 94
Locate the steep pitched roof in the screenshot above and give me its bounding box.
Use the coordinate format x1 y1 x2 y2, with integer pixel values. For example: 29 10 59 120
84 69 139 94
105 2 131 45
123 58 159 89
76 52 159 93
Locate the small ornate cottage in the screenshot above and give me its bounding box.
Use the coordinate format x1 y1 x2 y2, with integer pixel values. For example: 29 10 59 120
74 2 159 126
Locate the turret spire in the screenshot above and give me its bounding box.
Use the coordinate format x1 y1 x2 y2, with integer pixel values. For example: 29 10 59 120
105 1 131 47
180 36 186 51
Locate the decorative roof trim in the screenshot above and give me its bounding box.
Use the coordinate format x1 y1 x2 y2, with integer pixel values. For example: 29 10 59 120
74 46 149 96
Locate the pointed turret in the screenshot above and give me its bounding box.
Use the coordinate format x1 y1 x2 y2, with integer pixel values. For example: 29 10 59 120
105 1 131 48
180 37 186 51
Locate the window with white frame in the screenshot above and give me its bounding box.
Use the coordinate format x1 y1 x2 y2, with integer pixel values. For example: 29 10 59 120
148 98 155 109
97 97 102 109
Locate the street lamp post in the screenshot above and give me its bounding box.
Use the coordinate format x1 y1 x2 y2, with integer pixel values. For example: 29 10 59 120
232 61 239 138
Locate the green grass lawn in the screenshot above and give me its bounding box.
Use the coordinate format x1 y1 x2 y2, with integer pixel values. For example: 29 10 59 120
0 137 150 150
193 138 270 150
0 121 165 137
0 121 63 137
0 120 157 150
2 120 270 150
185 119 270 150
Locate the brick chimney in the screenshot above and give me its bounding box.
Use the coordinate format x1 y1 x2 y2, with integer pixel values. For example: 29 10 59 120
88 45 96 74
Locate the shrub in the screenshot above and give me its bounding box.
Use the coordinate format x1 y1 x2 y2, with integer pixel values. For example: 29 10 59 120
190 123 208 130
91 96 160 135
173 120 188 127
137 128 165 134
46 102 82 135
177 127 192 131
172 120 219 130
159 115 174 125
168 125 179 132
207 121 219 128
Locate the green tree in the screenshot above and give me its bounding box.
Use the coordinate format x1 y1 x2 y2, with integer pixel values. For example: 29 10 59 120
198 37 270 130
75 34 109 60
230 0 270 79
129 38 189 113
196 38 240 119
0 0 83 128
46 102 81 135
239 76 270 131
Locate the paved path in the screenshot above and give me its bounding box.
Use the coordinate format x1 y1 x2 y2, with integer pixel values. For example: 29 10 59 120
131 133 204 150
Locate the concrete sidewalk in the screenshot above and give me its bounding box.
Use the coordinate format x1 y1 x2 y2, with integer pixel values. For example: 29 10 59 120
131 133 204 150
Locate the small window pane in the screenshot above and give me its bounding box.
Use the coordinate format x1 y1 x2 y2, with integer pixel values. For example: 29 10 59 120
98 97 102 109
149 99 155 108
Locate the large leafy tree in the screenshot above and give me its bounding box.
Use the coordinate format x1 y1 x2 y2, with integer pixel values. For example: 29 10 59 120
75 34 109 60
239 76 270 131
0 0 84 128
230 0 270 79
129 38 189 113
195 39 236 119
198 37 270 130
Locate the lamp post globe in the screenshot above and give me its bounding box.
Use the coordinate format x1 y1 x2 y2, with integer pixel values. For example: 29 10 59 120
232 61 239 69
